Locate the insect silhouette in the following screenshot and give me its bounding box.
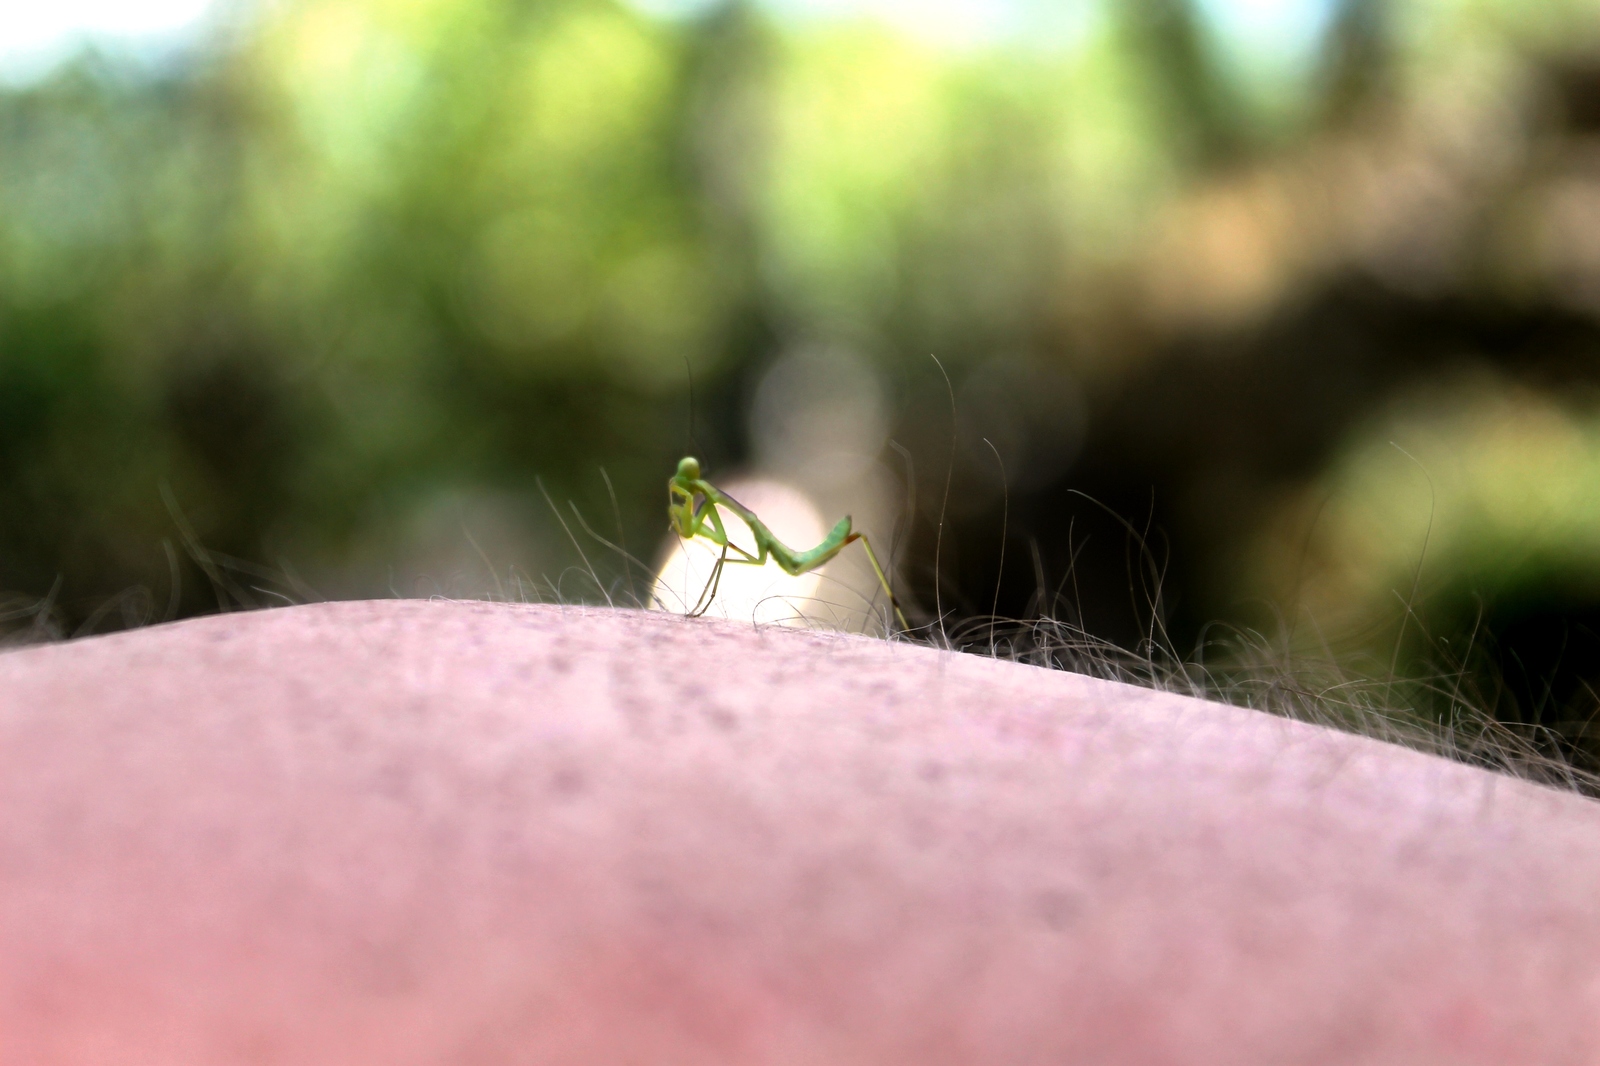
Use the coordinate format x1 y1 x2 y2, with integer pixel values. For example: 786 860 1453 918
667 457 908 632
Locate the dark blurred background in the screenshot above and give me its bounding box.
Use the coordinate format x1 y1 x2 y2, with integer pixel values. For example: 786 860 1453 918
8 0 1600 766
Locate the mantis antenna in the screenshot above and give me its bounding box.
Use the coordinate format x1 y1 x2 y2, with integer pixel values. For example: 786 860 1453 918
667 457 909 633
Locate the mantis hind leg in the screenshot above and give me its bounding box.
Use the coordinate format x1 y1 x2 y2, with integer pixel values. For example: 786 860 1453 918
847 533 910 634
730 527 908 634
684 498 907 634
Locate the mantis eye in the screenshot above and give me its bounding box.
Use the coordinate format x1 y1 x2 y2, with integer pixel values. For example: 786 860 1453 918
676 457 701 480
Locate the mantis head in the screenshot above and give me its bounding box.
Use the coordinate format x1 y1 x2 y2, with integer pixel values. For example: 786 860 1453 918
668 456 702 538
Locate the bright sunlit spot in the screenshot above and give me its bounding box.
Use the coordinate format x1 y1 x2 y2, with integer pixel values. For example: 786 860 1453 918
1 0 218 82
652 479 830 628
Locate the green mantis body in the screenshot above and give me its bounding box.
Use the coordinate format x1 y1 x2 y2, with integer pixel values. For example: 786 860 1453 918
668 457 908 632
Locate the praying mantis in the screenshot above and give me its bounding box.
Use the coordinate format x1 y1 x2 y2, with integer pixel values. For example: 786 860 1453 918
668 456 909 632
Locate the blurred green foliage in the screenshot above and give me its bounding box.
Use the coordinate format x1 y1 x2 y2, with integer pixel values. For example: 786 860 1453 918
12 0 1600 768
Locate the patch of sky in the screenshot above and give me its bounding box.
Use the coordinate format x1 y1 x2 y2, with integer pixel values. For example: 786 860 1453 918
7 0 1339 88
1193 0 1340 81
629 0 1336 67
0 0 221 85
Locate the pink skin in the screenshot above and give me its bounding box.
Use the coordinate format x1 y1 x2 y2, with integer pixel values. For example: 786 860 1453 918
2 600 1599 1064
